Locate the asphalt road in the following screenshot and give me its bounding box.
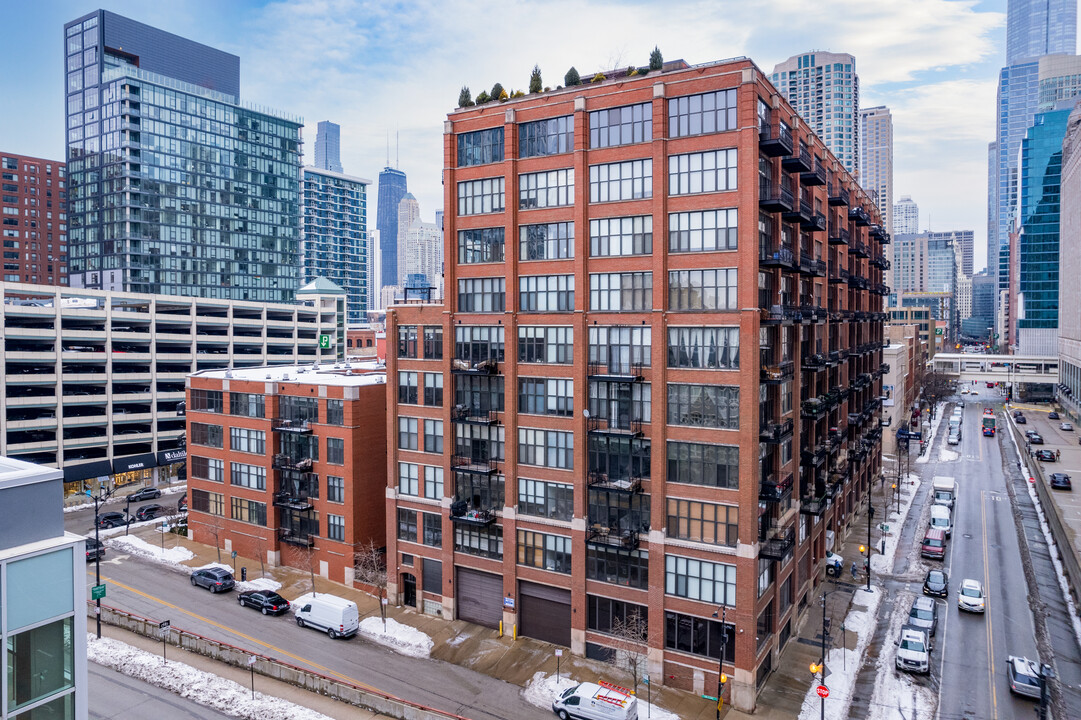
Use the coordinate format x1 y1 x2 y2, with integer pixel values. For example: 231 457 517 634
90 662 232 720
84 556 548 720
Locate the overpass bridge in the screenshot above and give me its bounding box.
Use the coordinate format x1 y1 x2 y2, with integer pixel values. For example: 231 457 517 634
930 353 1058 385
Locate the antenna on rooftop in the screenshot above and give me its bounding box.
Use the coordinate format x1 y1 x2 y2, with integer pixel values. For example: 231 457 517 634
396 130 399 169
386 131 390 168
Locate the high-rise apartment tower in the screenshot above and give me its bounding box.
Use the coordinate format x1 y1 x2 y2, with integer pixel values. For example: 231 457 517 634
0 153 67 285
314 120 343 173
771 52 860 173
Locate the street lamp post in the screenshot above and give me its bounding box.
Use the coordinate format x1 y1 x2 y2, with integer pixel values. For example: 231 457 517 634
711 604 728 719
87 484 114 639
814 589 843 720
864 500 875 592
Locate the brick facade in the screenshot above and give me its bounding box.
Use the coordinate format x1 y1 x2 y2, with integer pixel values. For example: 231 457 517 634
0 152 67 286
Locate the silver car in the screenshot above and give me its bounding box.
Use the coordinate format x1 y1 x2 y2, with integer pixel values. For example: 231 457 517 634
1006 656 1044 699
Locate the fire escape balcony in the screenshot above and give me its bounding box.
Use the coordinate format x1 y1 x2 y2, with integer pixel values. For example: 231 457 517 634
760 473 794 503
849 206 871 226
829 226 850 246
449 499 497 527
800 157 829 186
588 415 644 437
271 454 313 472
759 180 795 213
782 145 814 173
587 361 644 383
451 454 498 475
271 418 312 434
759 244 796 270
761 360 795 384
801 397 827 419
451 405 500 426
828 183 850 206
850 240 869 258
272 492 313 511
759 524 796 560
588 469 643 494
759 122 794 157
451 357 499 375
587 524 640 550
802 353 827 371
276 528 314 546
759 417 794 443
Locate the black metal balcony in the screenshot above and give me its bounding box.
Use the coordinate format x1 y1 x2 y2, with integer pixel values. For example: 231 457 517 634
873 283 890 296
802 207 827 232
828 183 849 206
760 473 793 503
800 495 830 516
849 206 871 226
810 259 827 277
272 453 313 472
760 417 794 443
588 415 644 437
271 417 312 434
277 528 314 546
801 445 828 467
782 145 813 173
829 227 850 245
587 525 639 550
451 405 500 425
760 525 795 560
800 157 829 186
759 244 796 269
802 353 827 371
449 500 497 527
870 254 889 269
783 199 813 225
588 469 643 494
801 397 827 419
759 180 795 213
759 122 794 157
451 454 498 475
850 240 869 258
881 362 890 374
878 231 891 245
869 224 888 241
273 492 313 511
588 361 644 382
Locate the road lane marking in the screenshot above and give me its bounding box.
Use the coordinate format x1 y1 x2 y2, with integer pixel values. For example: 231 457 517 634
92 572 379 692
983 490 997 718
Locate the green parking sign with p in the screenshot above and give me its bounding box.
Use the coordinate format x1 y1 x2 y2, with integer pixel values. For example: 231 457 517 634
319 334 331 349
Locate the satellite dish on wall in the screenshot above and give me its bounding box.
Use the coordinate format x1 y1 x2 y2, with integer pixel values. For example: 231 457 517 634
583 409 591 418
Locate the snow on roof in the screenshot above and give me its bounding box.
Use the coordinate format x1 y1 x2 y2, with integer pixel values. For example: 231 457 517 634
194 362 386 388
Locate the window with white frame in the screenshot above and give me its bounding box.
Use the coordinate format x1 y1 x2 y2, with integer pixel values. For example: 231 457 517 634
668 268 737 311
520 222 574 261
518 325 573 364
668 149 737 195
589 159 652 203
668 209 738 252
518 428 573 469
424 465 444 499
589 102 652 148
519 169 573 209
327 513 345 542
457 177 505 215
398 417 418 450
423 419 444 453
518 377 574 416
666 326 740 369
457 277 506 312
519 274 574 312
230 462 266 490
327 475 344 503
589 272 652 312
665 555 736 605
590 215 652 257
398 462 419 496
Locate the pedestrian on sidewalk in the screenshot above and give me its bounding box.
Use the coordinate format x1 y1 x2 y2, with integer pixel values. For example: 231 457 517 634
851 561 859 581
1056 449 1061 460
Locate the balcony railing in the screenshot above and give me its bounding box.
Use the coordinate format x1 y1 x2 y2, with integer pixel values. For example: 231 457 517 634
759 122 794 157
828 183 850 206
759 244 796 269
271 453 313 472
849 206 871 226
277 528 314 546
759 180 795 213
271 417 312 434
802 353 826 371
588 361 644 382
588 469 643 494
451 405 499 425
760 473 794 503
761 360 795 383
449 500 497 527
759 417 794 443
800 495 830 516
782 145 813 174
451 357 499 375
760 525 795 560
801 445 828 467
588 415 644 437
587 525 640 550
801 397 827 419
451 454 498 475
800 157 829 186
850 240 869 258
272 492 313 511
829 227 850 246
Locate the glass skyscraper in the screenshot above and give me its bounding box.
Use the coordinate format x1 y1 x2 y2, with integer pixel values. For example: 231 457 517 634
1008 0 1077 65
770 52 859 173
314 121 343 172
63 11 303 301
300 167 369 323
376 166 407 289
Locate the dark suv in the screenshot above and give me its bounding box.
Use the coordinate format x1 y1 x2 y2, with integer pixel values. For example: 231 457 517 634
135 504 165 521
96 511 129 529
190 567 235 593
85 538 105 561
127 487 162 502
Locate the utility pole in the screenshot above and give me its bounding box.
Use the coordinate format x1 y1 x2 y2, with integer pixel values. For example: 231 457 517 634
712 604 728 719
87 485 114 639
865 500 875 592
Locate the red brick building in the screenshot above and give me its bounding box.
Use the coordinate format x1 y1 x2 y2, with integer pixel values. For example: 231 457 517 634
186 363 387 584
385 57 887 712
1 152 67 286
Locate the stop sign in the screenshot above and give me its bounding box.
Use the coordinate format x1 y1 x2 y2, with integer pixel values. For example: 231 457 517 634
816 685 830 698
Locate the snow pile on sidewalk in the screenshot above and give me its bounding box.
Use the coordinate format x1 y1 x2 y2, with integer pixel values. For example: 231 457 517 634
64 484 186 513
865 590 935 720
938 445 959 462
522 671 679 720
104 535 194 565
797 587 883 720
872 472 920 575
915 404 944 464
87 635 334 720
237 577 282 593
358 616 433 658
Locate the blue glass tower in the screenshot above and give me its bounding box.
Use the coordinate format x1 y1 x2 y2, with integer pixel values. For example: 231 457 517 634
314 121 343 172
377 167 408 289
301 167 369 323
63 10 302 301
1008 0 1077 65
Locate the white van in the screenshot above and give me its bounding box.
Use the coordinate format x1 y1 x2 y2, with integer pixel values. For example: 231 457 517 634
932 476 957 511
293 593 359 639
552 681 638 720
929 504 953 537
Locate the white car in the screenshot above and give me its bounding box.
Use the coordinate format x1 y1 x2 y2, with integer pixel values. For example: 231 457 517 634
961 388 969 395
958 578 985 613
896 625 931 674
1061 422 1074 431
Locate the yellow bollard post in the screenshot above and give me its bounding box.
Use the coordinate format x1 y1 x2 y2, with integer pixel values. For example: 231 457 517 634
498 620 503 638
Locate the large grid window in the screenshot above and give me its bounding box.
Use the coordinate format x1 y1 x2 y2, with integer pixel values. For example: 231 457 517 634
588 596 649 635
517 530 572 574
669 89 738 137
666 498 739 546
590 216 652 257
425 465 444 499
457 127 504 167
398 462 419 496
190 389 223 413
191 422 223 448
519 428 573 469
590 103 652 148
398 417 418 450
588 381 651 424
424 372 443 406
230 462 266 490
666 555 736 605
423 327 443 359
520 222 574 261
519 274 574 312
398 508 418 542
668 149 737 195
667 326 740 369
587 546 649 589
457 177 505 215
422 512 442 547
668 268 737 311
458 227 505 264
398 371 419 404
589 272 651 312
327 437 345 465
588 435 652 483
518 377 574 416
667 441 739 488
454 325 504 363
327 513 345 541
669 209 738 252
191 489 224 516
588 326 651 371
667 383 740 429
423 419 444 453
518 326 573 364
519 169 573 209
517 477 573 520
279 396 319 425
191 456 224 483
231 497 267 526
664 611 735 663
519 115 574 158
589 159 652 203
230 392 265 418
453 375 504 414
457 277 505 312
454 525 503 560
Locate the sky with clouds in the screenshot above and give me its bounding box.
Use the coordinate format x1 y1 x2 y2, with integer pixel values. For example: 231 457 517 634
0 0 1037 272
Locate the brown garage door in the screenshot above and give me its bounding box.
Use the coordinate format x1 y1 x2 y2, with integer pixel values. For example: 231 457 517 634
456 567 503 628
519 581 571 647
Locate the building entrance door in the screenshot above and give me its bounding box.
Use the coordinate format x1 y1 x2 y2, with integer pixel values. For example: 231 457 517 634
402 573 417 607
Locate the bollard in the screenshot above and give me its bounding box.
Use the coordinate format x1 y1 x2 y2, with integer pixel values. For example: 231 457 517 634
241 567 247 582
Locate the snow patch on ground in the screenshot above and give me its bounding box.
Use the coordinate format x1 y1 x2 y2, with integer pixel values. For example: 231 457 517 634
64 484 186 513
522 671 679 720
915 404 944 464
98 516 177 538
445 632 468 647
358 616 433 658
865 589 936 720
64 500 95 513
938 446 959 462
87 635 334 720
798 587 883 720
104 535 194 565
237 577 282 593
872 472 921 575
1004 415 1081 649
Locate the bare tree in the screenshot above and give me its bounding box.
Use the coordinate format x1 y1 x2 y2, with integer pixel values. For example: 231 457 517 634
284 542 320 595
606 609 650 696
252 534 269 578
198 514 226 563
920 370 955 415
354 541 388 630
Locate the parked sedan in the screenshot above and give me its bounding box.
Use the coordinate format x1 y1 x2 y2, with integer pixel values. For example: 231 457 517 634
85 537 105 561
1061 422 1074 431
1006 656 1044 699
1049 473 1073 490
923 569 949 598
238 590 291 615
190 568 235 593
1013 409 1024 418
177 493 188 513
127 487 162 502
1036 449 1056 462
96 511 129 529
958 579 986 613
908 596 939 640
134 504 165 521
1015 414 1027 424
1029 433 1045 445
1049 411 1060 420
